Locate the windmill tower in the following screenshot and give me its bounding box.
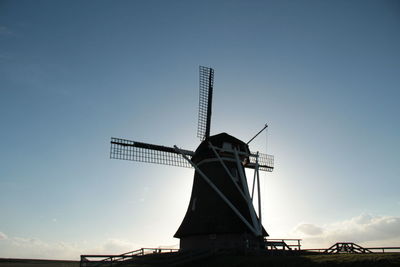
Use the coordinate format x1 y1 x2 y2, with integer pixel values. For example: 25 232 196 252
110 66 274 251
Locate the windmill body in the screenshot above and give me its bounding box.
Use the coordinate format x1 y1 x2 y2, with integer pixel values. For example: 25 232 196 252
110 66 274 251
175 132 268 250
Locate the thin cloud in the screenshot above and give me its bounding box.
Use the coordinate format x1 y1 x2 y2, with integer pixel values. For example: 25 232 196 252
100 239 138 254
11 237 48 248
294 223 323 236
0 25 13 36
0 232 7 240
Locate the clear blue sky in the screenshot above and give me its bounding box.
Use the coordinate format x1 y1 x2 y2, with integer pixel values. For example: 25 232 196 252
0 0 399 259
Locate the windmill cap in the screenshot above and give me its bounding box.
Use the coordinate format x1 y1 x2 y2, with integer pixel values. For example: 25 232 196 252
192 133 250 164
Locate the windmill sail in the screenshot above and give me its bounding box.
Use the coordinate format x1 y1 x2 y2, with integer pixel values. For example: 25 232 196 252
197 66 214 141
110 137 194 168
247 152 274 172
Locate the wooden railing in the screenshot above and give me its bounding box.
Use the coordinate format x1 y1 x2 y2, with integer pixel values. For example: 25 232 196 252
80 248 178 267
265 238 302 251
364 247 400 253
304 245 400 254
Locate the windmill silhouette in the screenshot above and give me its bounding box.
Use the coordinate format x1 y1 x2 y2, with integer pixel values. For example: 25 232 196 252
110 66 274 251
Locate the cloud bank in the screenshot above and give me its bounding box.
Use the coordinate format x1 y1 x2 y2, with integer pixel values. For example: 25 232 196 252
293 213 400 248
0 234 143 260
1 213 398 259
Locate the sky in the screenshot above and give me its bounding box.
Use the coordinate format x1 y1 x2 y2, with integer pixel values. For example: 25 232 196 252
1 0 399 260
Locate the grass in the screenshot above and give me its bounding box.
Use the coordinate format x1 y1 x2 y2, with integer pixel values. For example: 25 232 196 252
304 253 400 266
1 253 399 267
189 253 400 267
0 258 79 267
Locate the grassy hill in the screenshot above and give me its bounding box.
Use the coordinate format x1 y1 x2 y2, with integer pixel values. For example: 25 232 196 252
190 253 400 267
1 253 400 267
0 258 79 267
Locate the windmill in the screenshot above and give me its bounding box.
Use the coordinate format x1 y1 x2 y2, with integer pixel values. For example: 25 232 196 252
110 66 274 251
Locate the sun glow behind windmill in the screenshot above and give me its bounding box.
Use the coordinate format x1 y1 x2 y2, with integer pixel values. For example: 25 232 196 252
110 66 274 250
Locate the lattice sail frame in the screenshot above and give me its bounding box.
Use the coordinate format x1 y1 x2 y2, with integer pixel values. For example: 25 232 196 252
110 138 194 168
110 138 273 171
197 66 214 141
249 152 274 172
